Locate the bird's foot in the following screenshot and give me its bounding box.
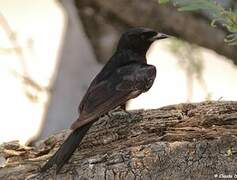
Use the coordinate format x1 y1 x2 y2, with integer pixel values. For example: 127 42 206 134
108 106 134 120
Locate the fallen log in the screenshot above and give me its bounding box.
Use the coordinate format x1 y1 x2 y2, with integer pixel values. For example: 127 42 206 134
0 101 236 179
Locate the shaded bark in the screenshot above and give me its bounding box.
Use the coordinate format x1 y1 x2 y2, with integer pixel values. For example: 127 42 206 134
0 101 237 179
75 0 237 65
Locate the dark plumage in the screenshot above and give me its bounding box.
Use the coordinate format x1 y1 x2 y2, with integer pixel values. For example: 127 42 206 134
40 27 168 174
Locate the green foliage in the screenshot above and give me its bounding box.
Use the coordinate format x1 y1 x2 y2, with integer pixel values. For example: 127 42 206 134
159 0 170 4
159 0 237 45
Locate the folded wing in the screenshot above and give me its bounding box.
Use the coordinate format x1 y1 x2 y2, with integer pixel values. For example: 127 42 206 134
71 62 156 130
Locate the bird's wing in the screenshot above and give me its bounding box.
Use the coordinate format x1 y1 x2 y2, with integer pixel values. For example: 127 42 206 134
115 63 156 92
71 63 156 130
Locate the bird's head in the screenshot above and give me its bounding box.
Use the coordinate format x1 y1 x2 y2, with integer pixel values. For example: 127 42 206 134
117 27 168 55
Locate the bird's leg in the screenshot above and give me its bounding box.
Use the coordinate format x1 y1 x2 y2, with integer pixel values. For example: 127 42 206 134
107 104 126 117
107 104 133 119
107 106 121 118
119 104 134 118
119 106 133 118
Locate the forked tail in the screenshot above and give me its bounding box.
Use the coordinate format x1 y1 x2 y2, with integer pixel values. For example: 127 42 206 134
40 121 94 174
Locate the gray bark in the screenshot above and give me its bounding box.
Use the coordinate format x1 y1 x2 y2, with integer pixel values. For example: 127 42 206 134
1 101 236 180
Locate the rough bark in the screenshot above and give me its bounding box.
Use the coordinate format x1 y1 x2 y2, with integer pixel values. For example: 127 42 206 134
75 0 237 65
0 101 237 180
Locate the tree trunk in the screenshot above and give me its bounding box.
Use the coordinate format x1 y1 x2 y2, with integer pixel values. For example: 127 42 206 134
38 0 101 140
0 101 237 179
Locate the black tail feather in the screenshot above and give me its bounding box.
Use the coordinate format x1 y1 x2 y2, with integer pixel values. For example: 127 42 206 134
40 121 94 173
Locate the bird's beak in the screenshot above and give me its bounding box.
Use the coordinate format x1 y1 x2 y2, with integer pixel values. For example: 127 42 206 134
149 33 169 42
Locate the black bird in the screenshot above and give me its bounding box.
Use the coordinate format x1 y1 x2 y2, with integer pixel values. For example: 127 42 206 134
40 27 168 173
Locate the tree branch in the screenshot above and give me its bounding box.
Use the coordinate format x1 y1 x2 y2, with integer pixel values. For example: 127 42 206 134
76 0 237 64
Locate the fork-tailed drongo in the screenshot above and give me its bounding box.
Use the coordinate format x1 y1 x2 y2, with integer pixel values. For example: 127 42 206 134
40 27 168 174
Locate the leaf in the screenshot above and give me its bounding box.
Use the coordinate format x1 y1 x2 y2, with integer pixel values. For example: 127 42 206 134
224 34 237 45
158 0 170 4
211 19 217 27
160 0 237 46
178 6 205 11
177 2 214 11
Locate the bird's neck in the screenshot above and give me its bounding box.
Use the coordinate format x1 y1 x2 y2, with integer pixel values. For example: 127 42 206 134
129 52 147 63
117 49 147 63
